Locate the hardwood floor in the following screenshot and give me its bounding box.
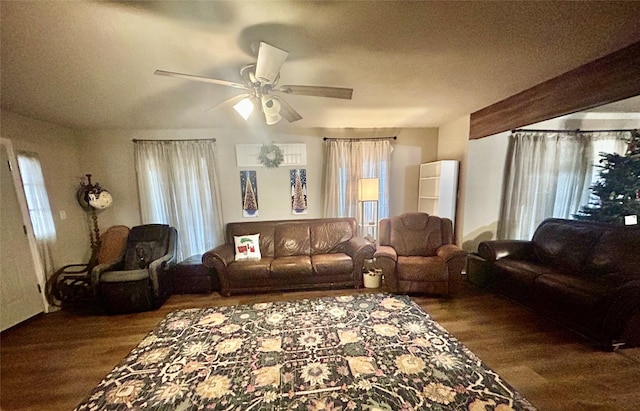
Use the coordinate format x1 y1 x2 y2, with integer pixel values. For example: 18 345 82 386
1 282 639 411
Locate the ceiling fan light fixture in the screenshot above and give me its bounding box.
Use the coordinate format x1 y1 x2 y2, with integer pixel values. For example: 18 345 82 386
264 112 282 125
262 95 282 125
155 41 352 126
255 42 289 84
233 97 254 121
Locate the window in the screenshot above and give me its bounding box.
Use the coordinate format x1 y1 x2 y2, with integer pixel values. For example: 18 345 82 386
499 131 629 239
16 153 56 241
323 139 392 232
134 139 224 261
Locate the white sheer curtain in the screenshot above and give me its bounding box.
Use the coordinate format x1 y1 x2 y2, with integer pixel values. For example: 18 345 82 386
323 139 392 220
498 131 629 240
16 152 56 275
134 140 224 261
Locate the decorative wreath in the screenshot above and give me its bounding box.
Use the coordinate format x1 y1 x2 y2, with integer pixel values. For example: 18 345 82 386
258 143 284 168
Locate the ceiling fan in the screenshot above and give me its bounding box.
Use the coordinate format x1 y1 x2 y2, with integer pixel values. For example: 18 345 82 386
155 42 353 125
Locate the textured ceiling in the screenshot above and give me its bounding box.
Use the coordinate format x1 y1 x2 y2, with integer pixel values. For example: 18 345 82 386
1 1 639 130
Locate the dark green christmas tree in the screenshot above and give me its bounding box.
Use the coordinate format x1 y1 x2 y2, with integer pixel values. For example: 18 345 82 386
575 129 640 224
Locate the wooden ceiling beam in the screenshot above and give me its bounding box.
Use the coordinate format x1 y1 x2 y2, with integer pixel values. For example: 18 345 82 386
469 41 640 140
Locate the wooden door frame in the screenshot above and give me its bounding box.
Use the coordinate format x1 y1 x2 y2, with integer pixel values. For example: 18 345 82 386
470 41 640 140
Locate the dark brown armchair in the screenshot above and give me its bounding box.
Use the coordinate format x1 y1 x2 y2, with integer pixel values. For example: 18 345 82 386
374 212 467 295
96 224 177 313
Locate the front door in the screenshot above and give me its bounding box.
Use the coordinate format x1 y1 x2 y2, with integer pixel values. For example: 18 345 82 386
0 139 46 331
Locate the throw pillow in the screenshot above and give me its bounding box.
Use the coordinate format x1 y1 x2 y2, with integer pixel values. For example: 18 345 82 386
234 234 261 261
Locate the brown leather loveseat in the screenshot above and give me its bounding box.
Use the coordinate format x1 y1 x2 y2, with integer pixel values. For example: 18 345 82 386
474 218 640 350
202 218 375 296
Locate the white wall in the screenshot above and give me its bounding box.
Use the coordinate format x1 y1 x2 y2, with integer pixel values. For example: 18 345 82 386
436 115 470 245
388 128 438 216
462 131 509 251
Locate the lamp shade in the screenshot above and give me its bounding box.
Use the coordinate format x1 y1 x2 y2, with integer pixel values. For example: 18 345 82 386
262 95 282 125
233 98 254 120
358 178 379 201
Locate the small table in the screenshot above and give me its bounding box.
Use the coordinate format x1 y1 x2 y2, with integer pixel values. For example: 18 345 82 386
466 253 488 287
172 255 220 294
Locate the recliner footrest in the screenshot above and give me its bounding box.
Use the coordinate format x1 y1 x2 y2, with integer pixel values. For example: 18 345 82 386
101 269 149 282
101 279 152 314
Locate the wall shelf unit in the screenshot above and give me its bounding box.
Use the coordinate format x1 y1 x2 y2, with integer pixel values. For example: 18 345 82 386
418 160 459 226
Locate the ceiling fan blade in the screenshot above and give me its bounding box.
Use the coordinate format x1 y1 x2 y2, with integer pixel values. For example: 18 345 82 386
276 85 353 100
154 70 249 90
274 96 303 123
255 42 289 84
203 94 252 112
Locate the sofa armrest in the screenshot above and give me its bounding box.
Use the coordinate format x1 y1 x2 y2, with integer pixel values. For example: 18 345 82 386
437 244 467 263
91 260 124 296
346 237 375 283
202 244 235 295
148 251 176 298
437 244 468 279
345 236 375 259
202 244 235 269
477 240 533 262
601 280 640 349
374 245 398 291
374 245 397 262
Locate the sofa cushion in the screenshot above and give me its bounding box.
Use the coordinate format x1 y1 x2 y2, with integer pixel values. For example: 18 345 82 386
588 227 640 276
387 213 447 257
310 220 353 255
534 273 614 305
271 256 313 277
533 273 612 329
275 223 310 257
227 258 273 282
532 220 604 274
311 253 353 277
396 256 448 281
493 259 557 284
490 259 559 304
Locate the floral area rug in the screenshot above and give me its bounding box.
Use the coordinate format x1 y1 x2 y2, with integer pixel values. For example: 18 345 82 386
75 293 536 410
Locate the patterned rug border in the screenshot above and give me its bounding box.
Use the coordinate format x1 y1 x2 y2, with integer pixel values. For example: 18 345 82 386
76 292 537 410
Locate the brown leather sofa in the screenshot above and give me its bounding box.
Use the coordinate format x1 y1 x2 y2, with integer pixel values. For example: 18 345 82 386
474 218 640 350
202 218 375 296
374 213 467 295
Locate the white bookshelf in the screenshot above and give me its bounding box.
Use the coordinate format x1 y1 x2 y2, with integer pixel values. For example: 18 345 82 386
418 160 459 225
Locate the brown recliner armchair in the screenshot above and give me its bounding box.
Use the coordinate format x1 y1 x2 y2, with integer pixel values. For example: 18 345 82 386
374 212 467 295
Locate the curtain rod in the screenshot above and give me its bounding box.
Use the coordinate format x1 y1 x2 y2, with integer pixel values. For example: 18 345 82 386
323 136 397 141
512 128 637 133
131 138 217 143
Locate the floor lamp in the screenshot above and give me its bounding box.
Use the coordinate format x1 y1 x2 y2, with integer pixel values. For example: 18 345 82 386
358 177 379 242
